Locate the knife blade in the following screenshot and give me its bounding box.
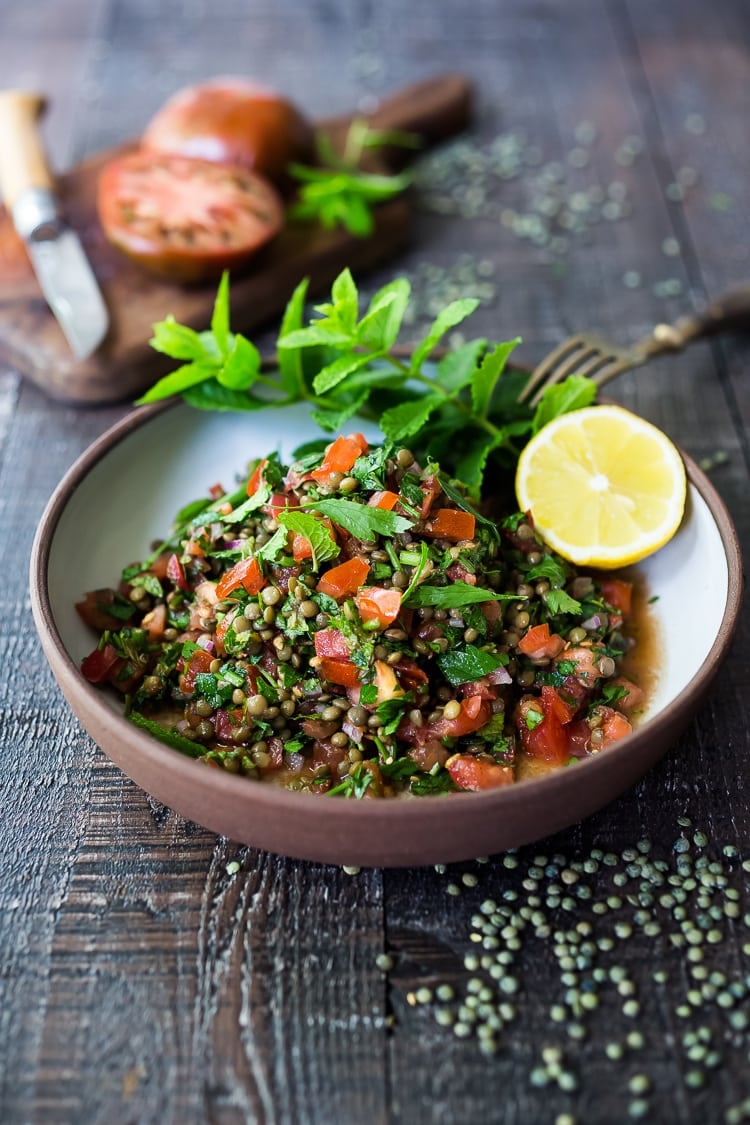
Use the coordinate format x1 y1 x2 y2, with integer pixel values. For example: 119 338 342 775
0 91 109 360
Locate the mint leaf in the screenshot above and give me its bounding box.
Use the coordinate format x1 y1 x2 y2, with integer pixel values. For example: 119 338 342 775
277 278 309 398
435 339 487 392
533 374 597 433
256 526 290 563
276 510 340 568
220 484 271 524
217 334 261 390
380 393 444 443
311 498 413 540
455 433 504 496
279 324 352 349
149 317 214 362
471 338 522 417
313 352 373 395
331 268 359 333
311 391 369 432
210 271 231 356
410 298 481 372
357 278 411 351
136 361 217 404
182 382 266 412
404 582 516 609
437 644 509 685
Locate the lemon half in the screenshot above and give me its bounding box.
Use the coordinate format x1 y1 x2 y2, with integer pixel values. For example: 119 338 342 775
515 404 687 568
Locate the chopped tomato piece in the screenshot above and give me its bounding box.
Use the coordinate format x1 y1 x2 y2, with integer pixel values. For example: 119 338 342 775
356 586 402 629
518 622 566 660
181 648 214 692
436 695 493 738
310 433 368 482
609 676 644 715
561 646 605 683
600 577 633 617
81 644 124 684
166 553 189 592
216 555 266 598
148 553 172 580
214 608 237 652
291 517 334 562
447 754 514 791
516 686 573 765
423 508 476 541
418 474 442 517
597 706 633 746
314 628 351 661
316 556 370 599
392 657 429 691
246 457 268 497
368 490 399 511
141 603 167 641
264 491 298 515
318 657 360 687
76 589 128 632
374 659 405 703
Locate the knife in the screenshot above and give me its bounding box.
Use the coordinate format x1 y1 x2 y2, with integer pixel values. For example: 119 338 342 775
0 91 109 359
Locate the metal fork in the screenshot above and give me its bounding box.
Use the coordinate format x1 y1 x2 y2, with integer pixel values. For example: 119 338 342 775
516 284 750 407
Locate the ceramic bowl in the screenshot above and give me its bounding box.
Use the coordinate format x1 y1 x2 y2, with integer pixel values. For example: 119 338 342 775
31 401 743 867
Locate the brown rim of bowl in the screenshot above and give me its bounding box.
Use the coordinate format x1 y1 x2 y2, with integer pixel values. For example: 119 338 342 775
30 396 744 834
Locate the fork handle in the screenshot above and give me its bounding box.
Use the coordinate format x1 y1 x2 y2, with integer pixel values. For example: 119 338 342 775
636 283 750 358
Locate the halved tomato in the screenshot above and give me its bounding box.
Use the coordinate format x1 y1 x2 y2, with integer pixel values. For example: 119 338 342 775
97 152 284 282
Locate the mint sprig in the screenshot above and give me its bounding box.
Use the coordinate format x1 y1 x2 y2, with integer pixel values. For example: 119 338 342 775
137 266 597 498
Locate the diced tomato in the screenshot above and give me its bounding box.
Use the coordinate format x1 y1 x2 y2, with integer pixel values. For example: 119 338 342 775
599 577 633 617
76 589 127 632
314 628 350 660
446 561 476 585
141 603 167 641
208 482 225 500
418 474 442 517
517 622 566 660
148 553 172 580
447 754 514 791
356 586 402 629
186 538 206 558
316 556 370 599
481 600 503 631
166 553 189 592
81 644 124 684
516 685 574 765
392 657 429 692
318 657 360 687
212 707 245 744
597 706 633 746
562 646 605 683
423 509 476 541
368 490 399 510
374 659 405 703
310 433 368 482
181 648 214 691
434 695 493 739
609 676 644 715
216 555 266 598
246 457 268 497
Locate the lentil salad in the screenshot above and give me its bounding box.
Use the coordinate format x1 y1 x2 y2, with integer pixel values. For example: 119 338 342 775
77 431 644 798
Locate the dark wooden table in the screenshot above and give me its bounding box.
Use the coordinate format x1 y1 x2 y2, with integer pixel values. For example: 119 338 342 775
1 2 749 1122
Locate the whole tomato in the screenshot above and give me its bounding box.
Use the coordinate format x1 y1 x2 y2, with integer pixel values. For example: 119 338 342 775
141 78 314 189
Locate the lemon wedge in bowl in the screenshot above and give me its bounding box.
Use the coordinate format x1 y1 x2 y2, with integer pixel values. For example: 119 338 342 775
515 404 687 568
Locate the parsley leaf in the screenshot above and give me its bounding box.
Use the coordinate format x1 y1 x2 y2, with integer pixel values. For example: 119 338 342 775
311 498 413 540
437 645 509 685
276 510 340 568
545 589 583 615
404 582 516 609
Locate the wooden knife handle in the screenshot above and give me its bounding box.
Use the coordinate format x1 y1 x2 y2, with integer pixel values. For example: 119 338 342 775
321 74 474 170
0 91 52 212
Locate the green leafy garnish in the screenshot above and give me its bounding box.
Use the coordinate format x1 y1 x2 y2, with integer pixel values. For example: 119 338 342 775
128 712 204 758
437 645 509 685
310 497 413 540
288 120 416 237
138 266 597 500
404 582 518 610
545 589 583 616
276 510 340 569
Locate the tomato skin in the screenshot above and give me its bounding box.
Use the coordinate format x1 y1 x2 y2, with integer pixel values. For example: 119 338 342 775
81 644 124 684
318 657 360 687
517 622 566 660
246 458 267 497
355 587 402 629
216 555 265 598
166 553 189 592
76 589 126 632
310 434 368 483
97 151 284 282
423 509 476 541
418 475 442 517
599 577 633 617
141 78 314 187
181 649 215 692
517 686 573 765
316 556 370 600
314 628 350 661
368 490 399 511
447 755 514 791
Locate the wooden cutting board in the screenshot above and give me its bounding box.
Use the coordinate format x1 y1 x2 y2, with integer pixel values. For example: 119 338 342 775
0 75 472 405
